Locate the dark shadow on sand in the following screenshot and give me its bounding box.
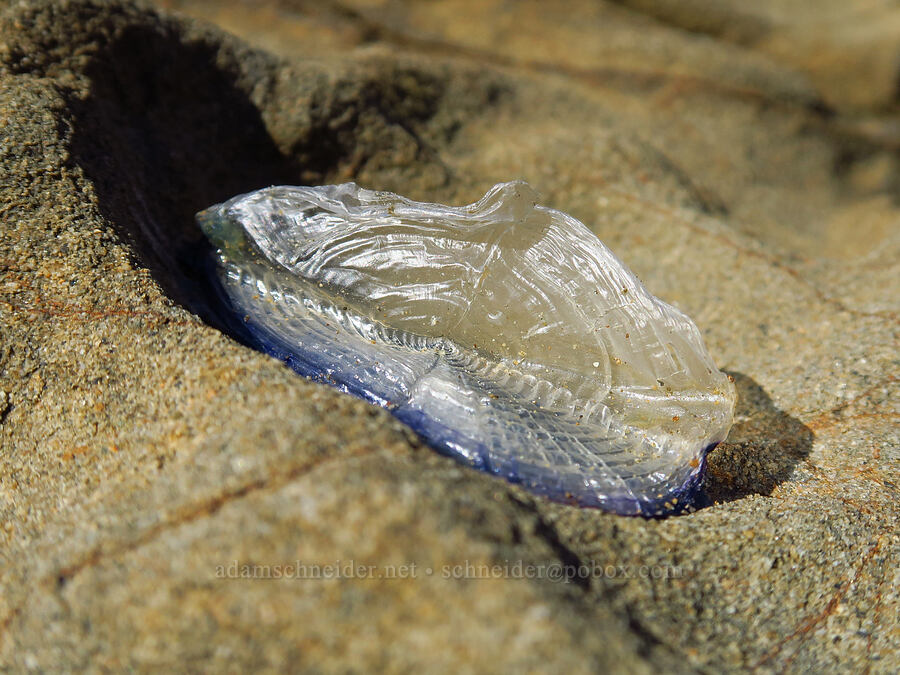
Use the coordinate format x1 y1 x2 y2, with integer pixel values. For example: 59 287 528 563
701 371 814 505
63 17 300 331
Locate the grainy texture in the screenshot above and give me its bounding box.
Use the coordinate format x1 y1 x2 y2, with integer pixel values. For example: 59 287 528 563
1 0 897 672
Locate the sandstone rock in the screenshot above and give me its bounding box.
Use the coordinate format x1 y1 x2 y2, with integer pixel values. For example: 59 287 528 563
1 1 896 671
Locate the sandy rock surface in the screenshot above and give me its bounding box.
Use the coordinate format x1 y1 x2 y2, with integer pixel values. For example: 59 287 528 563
1 0 897 671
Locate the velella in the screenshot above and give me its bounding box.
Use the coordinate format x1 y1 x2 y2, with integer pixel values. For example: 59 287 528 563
196 181 736 516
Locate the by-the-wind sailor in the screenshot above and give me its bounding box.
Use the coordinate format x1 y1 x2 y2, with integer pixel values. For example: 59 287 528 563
197 181 736 516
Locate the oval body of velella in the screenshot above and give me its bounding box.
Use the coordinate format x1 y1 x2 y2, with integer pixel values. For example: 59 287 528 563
197 181 735 516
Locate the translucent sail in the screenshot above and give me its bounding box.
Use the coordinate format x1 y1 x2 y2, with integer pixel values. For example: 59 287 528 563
197 181 736 515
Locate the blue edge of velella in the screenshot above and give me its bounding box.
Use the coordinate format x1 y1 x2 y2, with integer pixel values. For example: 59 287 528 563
200 259 713 518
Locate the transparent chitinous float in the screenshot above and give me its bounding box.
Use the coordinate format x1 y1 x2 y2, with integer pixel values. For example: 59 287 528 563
197 181 736 516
